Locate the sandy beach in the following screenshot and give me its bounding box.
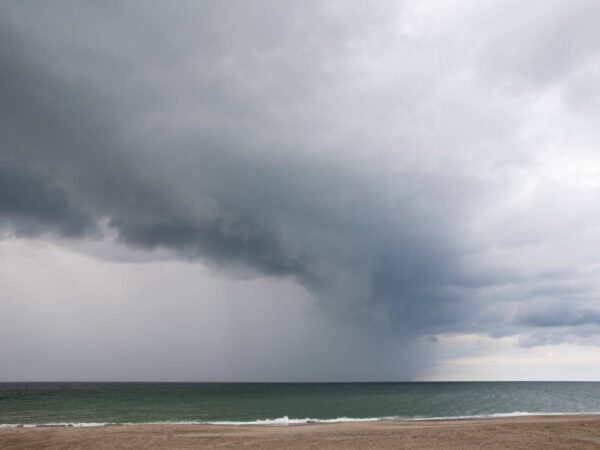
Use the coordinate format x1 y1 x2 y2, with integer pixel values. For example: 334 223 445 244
1 415 600 449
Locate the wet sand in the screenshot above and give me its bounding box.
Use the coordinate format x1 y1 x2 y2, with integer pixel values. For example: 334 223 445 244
2 415 600 449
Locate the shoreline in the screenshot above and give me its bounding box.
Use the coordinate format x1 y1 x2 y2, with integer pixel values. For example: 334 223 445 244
3 411 600 428
2 415 600 449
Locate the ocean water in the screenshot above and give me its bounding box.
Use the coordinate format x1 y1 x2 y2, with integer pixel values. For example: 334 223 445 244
1 382 599 427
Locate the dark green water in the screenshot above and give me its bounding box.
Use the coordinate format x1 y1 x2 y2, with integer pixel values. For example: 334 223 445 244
1 382 600 426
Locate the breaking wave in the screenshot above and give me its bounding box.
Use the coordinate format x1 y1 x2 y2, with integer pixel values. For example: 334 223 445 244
2 412 600 428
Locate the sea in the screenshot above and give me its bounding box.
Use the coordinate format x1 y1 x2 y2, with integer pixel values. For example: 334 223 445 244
1 382 599 427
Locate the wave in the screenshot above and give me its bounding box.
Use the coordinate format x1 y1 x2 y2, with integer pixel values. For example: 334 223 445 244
2 412 600 428
0 422 109 428
207 416 387 425
0 417 379 428
206 411 600 425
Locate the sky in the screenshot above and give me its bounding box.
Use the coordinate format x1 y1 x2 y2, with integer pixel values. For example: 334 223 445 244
2 0 600 381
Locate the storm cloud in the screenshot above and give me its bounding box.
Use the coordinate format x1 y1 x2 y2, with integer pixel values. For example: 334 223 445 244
2 0 600 380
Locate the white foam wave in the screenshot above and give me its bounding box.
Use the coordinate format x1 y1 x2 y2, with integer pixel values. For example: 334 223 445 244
2 412 599 428
0 422 108 428
203 411 600 425
206 415 389 426
0 417 381 428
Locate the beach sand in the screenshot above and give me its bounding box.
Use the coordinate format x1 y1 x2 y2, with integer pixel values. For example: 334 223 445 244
1 415 600 449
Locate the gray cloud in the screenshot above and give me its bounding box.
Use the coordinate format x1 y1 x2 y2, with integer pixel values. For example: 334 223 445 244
2 0 600 380
0 165 93 237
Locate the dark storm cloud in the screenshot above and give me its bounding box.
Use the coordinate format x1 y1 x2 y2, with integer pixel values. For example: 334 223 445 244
0 165 93 236
0 4 470 337
2 0 600 354
115 218 306 276
0 14 308 278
